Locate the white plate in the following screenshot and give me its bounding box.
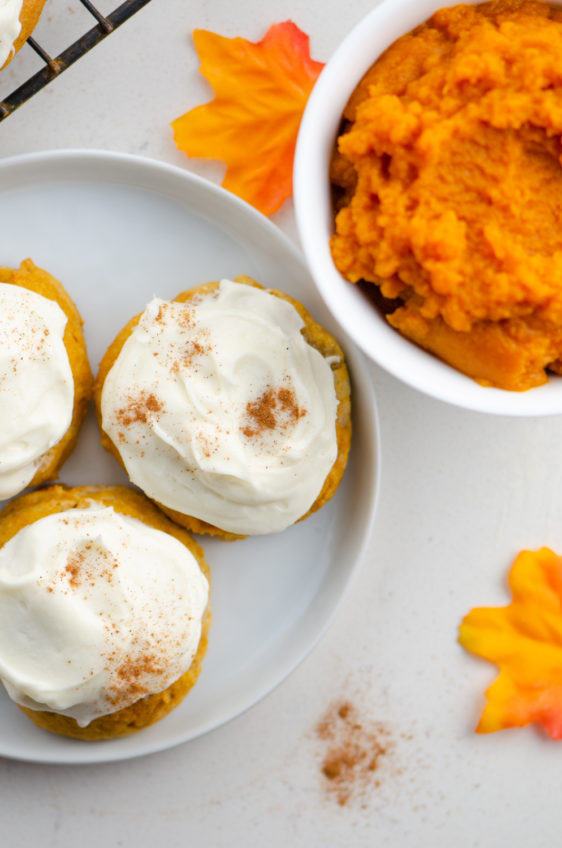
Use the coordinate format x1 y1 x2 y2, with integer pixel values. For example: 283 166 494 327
0 150 380 764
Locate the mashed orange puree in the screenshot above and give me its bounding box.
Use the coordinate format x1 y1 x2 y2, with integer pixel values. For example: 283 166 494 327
331 0 562 390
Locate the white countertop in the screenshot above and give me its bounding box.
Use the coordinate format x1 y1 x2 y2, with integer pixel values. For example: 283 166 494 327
1 1 560 846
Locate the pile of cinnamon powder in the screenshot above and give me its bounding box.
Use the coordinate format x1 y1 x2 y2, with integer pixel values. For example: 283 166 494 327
316 700 392 806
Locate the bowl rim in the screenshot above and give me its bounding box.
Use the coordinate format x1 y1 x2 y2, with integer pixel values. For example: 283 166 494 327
294 0 562 417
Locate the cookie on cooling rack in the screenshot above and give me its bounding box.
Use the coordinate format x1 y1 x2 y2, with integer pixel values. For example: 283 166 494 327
0 0 48 70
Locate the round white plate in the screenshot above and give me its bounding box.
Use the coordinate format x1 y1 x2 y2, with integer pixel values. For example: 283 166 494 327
0 150 380 764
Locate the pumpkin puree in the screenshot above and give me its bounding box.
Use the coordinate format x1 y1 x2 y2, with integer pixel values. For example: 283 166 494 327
331 0 562 390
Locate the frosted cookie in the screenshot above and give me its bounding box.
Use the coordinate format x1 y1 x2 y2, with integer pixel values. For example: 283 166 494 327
0 0 47 69
94 277 351 540
0 484 211 740
0 259 92 499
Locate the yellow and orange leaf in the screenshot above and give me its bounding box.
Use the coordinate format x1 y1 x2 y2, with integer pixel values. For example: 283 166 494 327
459 547 562 739
171 21 324 216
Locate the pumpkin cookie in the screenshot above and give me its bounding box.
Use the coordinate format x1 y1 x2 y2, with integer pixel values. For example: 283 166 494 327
95 276 351 539
0 259 92 499
0 484 211 740
1 0 48 70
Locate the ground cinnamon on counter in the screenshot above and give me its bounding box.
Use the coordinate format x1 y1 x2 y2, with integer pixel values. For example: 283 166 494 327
316 700 392 806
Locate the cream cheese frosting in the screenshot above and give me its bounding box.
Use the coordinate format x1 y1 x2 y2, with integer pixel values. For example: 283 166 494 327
100 280 339 535
0 505 209 726
0 282 74 499
0 0 22 69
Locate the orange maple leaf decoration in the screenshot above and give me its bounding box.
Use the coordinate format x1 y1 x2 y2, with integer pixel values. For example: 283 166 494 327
459 547 562 739
171 21 324 216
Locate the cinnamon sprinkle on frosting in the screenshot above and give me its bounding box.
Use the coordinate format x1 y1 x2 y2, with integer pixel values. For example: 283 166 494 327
241 385 306 439
116 391 164 427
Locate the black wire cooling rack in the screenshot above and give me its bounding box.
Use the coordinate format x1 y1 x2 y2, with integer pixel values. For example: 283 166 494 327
0 0 153 122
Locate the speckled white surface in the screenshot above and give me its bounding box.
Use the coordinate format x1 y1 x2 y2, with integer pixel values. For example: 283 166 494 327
1 1 561 846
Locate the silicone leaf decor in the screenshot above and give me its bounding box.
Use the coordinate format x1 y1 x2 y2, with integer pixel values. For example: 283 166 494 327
172 21 324 216
459 547 562 739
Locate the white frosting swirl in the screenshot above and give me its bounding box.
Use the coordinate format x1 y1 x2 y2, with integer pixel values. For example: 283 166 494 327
0 282 74 499
101 280 339 535
0 505 209 727
0 0 22 69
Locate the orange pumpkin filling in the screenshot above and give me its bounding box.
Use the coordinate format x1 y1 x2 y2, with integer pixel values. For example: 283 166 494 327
331 0 562 390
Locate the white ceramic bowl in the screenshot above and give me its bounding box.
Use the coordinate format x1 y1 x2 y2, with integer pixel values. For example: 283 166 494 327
294 0 562 416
